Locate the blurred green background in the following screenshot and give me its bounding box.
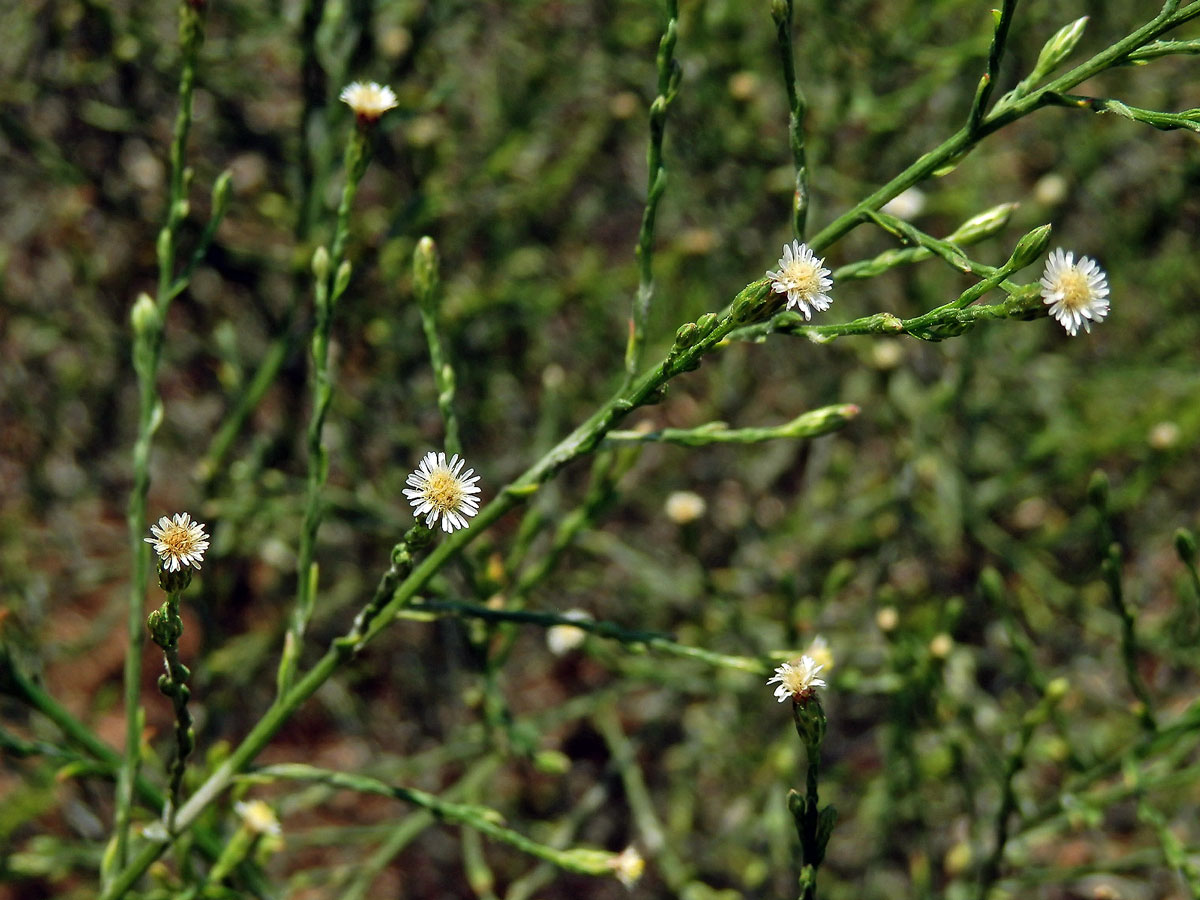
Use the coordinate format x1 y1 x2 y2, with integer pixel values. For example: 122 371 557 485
2 0 1200 897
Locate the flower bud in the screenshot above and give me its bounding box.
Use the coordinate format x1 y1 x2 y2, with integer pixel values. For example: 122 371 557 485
1008 224 1052 270
1030 17 1088 84
130 292 160 337
311 245 330 282
946 202 1018 245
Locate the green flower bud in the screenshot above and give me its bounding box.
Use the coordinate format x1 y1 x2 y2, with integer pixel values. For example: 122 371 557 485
1008 224 1052 270
311 246 330 283
673 322 698 350
332 260 353 301
414 236 439 303
130 293 160 337
1030 17 1088 85
147 602 184 649
946 202 1018 246
157 563 194 594
791 692 827 751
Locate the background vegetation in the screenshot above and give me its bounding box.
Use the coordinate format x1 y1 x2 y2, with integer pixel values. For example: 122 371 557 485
2 0 1199 898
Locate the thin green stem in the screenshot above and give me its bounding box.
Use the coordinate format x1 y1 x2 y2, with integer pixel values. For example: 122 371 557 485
277 127 372 697
967 0 1019 135
624 0 681 384
804 2 1200 256
114 2 206 881
1102 543 1158 732
771 0 810 237
413 237 462 456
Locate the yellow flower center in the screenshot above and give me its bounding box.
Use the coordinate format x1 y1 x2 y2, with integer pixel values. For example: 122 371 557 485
1056 269 1091 310
785 259 821 296
424 470 465 512
161 525 200 556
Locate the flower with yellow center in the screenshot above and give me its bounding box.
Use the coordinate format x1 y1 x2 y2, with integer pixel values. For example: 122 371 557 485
1039 248 1110 336
609 846 645 888
339 81 398 122
767 654 826 702
234 799 282 837
766 239 834 320
144 512 209 572
404 451 482 533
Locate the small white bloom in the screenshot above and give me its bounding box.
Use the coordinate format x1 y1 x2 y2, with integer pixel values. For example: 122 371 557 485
805 635 834 673
609 846 645 888
766 240 834 320
547 609 592 656
339 81 398 121
1039 248 1110 336
403 451 482 533
144 512 210 572
235 799 282 837
664 490 706 525
767 654 826 702
881 186 926 220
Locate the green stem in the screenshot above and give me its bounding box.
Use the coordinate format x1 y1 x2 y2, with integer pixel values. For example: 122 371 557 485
804 2 1200 256
278 127 372 697
413 237 462 457
114 1 206 881
624 0 681 384
771 0 810 237
1102 543 1157 732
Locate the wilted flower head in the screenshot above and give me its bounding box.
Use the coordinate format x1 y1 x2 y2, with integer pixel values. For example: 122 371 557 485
766 240 833 320
609 846 645 888
404 452 482 533
235 799 282 837
1039 248 1110 336
144 512 209 572
339 81 398 122
767 655 826 702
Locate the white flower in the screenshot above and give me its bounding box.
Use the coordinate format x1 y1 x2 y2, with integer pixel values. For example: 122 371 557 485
766 240 834 320
881 186 926 220
547 609 592 656
1039 248 1110 336
144 512 209 572
339 81 398 121
767 655 826 702
404 452 482 533
664 490 706 525
235 799 282 837
805 635 834 673
608 846 645 888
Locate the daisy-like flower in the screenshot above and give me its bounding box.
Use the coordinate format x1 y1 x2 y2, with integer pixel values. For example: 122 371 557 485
144 512 209 572
1039 248 1110 336
339 81 398 122
234 799 282 838
404 451 482 533
767 654 827 703
608 846 645 889
766 240 834 320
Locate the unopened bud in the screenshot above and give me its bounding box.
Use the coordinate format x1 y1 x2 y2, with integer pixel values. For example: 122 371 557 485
130 293 160 336
946 202 1018 245
1030 17 1088 84
414 236 439 305
311 246 330 282
1008 224 1052 270
332 260 353 300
